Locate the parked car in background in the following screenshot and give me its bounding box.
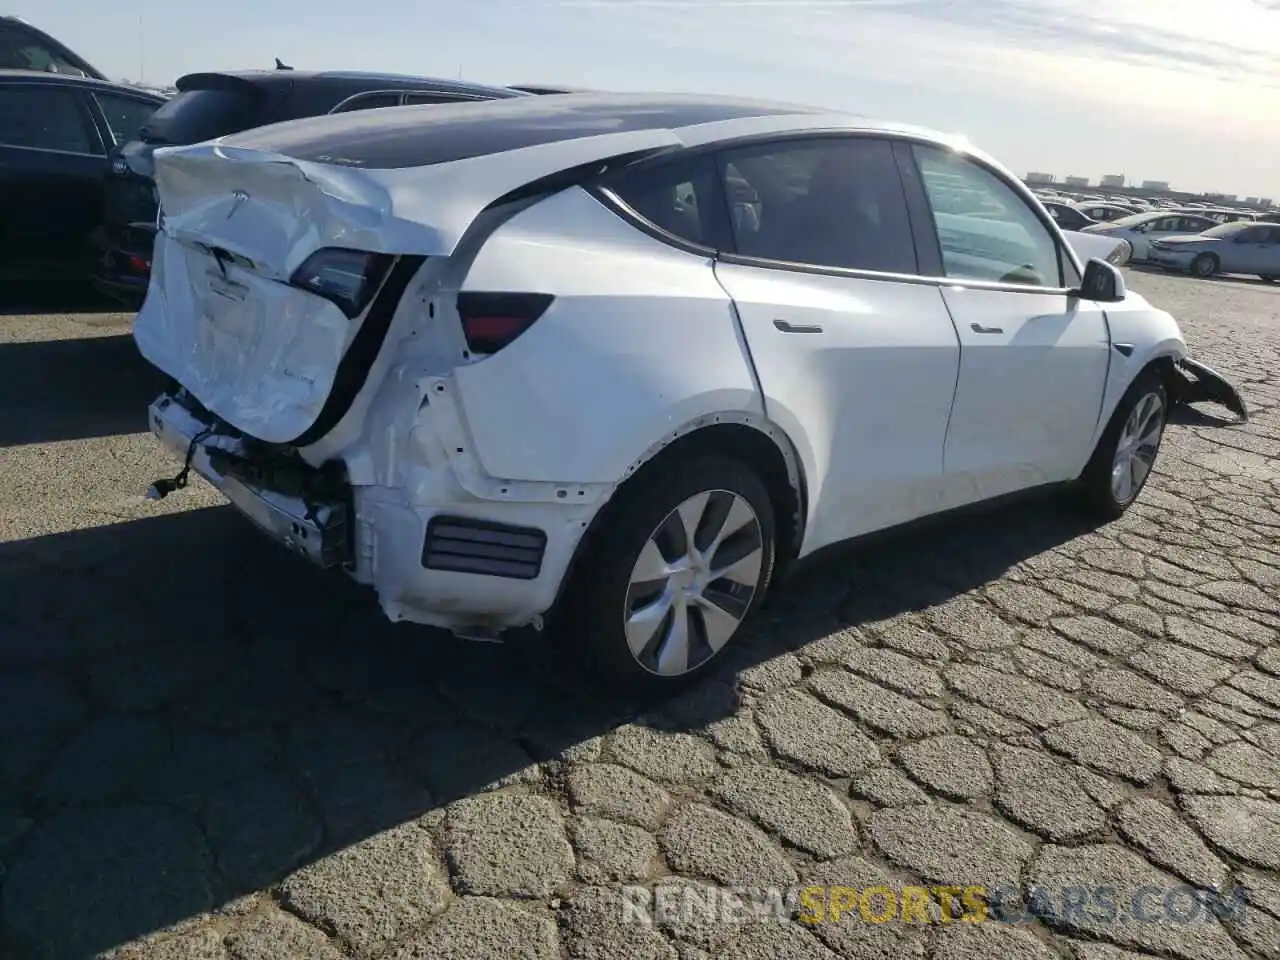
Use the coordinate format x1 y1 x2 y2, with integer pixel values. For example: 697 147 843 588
135 93 1245 695
1195 207 1255 224
1149 222 1280 280
1075 201 1140 221
1040 199 1096 231
0 15 102 78
1080 210 1221 261
93 70 529 306
0 70 162 286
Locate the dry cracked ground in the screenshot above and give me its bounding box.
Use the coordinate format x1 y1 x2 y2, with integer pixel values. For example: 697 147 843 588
1 269 1278 960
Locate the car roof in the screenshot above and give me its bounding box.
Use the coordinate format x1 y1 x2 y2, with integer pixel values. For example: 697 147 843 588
175 69 526 100
222 91 965 171
0 68 165 98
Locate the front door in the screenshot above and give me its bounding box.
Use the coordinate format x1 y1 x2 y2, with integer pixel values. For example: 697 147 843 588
707 135 962 554
909 144 1112 502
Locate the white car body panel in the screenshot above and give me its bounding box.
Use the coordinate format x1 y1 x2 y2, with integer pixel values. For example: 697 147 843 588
938 287 1112 500
712 263 961 554
1060 229 1130 265
135 97 1212 635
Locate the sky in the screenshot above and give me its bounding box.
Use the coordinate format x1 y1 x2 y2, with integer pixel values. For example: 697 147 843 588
25 0 1280 197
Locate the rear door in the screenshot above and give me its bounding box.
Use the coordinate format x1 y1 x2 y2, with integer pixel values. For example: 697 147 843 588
0 81 105 266
909 143 1111 498
707 134 962 553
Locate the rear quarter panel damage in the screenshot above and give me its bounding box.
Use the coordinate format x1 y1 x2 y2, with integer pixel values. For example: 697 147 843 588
444 186 766 484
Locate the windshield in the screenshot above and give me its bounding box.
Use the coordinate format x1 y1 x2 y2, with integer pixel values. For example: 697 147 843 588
138 87 262 145
1202 222 1249 238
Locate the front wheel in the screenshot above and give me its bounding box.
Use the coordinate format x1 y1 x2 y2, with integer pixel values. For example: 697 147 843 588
560 455 776 697
1075 369 1168 520
1191 253 1219 278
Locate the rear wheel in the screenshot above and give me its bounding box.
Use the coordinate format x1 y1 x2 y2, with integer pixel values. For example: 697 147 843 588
560 455 776 697
1076 369 1167 519
1191 253 1219 278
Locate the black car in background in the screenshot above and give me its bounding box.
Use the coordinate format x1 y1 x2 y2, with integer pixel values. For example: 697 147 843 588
0 15 103 79
0 70 162 286
1040 199 1097 231
95 70 529 305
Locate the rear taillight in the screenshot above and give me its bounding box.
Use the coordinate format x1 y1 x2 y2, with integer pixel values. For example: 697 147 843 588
289 248 393 318
457 292 553 355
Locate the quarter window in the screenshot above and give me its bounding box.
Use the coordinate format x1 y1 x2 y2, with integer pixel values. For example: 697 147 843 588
331 92 401 113
606 154 724 248
716 137 916 274
0 86 96 153
93 92 159 145
912 144 1061 287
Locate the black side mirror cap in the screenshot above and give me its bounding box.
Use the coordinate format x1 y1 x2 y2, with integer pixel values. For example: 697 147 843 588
1074 257 1126 303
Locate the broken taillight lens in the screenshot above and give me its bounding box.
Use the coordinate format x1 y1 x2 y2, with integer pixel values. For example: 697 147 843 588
457 292 554 354
290 248 393 318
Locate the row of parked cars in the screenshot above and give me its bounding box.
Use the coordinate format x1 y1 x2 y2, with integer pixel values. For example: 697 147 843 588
0 15 580 300
1027 191 1280 280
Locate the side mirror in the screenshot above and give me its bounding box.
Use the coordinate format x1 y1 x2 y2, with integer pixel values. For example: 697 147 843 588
1075 258 1126 303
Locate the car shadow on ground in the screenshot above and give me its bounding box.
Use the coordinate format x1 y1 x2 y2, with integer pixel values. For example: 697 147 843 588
0 487 1110 957
0 333 166 447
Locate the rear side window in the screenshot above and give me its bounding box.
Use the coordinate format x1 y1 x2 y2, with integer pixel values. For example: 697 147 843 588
605 154 726 248
139 87 262 145
331 92 401 113
92 92 160 145
718 137 917 274
0 85 97 153
912 144 1061 287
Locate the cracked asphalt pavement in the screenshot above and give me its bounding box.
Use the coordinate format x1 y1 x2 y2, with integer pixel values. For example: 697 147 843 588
1 270 1278 960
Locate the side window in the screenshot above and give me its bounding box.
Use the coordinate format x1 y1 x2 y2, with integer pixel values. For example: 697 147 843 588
331 92 401 113
1152 217 1178 232
911 144 1061 287
716 137 917 274
0 85 97 153
606 154 724 248
92 92 159 145
403 92 467 105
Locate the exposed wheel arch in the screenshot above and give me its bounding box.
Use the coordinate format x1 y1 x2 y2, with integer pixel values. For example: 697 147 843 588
549 415 808 621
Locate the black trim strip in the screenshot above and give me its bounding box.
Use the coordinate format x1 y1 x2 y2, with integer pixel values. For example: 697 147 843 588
286 254 426 448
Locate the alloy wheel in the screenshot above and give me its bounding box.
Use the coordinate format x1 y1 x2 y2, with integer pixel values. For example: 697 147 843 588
623 490 764 677
1111 391 1164 504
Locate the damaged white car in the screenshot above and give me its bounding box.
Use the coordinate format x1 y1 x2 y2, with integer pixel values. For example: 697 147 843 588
135 93 1247 694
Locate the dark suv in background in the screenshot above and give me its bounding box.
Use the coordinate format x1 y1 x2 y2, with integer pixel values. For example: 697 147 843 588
94 70 528 306
0 70 163 285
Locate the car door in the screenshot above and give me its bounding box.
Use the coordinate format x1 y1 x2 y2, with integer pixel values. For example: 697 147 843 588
1221 225 1277 273
704 135 962 553
0 81 105 268
908 143 1112 501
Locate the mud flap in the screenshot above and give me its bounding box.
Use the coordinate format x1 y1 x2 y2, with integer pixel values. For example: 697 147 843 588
1169 357 1249 422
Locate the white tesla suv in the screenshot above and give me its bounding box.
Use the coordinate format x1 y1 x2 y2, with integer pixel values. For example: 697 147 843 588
134 93 1246 695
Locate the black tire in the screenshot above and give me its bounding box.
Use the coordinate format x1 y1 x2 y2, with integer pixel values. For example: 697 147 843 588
1190 253 1219 278
1075 368 1168 520
558 454 776 698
